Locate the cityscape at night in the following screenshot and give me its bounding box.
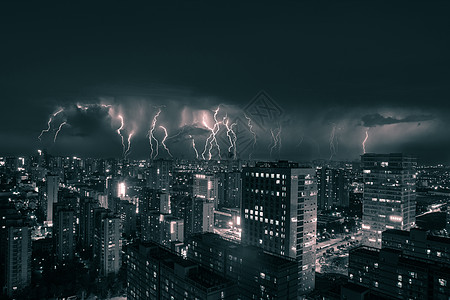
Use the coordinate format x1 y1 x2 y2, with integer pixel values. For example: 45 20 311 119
1 1 450 300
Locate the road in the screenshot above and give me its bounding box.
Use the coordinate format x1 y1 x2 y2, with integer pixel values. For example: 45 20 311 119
315 232 362 273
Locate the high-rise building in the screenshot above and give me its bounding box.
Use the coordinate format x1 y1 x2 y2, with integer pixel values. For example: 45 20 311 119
117 200 137 238
171 195 194 238
316 167 350 210
93 208 122 276
192 198 214 234
347 244 450 299
147 159 173 191
193 173 218 208
79 197 99 255
0 202 24 289
186 233 298 299
144 212 184 246
361 153 416 248
382 228 450 263
127 242 236 300
140 188 171 241
6 226 31 297
160 215 184 245
53 203 75 262
217 171 242 209
44 174 59 225
241 161 317 296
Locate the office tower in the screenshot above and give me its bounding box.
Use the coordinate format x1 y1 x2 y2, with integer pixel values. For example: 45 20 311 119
93 208 122 276
382 228 450 263
347 244 450 299
171 195 195 238
160 215 184 245
79 197 99 254
361 153 416 248
117 200 137 238
217 171 242 209
193 173 218 208
145 212 184 246
316 167 350 210
0 202 24 289
6 226 31 297
147 159 173 191
186 233 298 299
172 169 193 196
53 203 75 262
45 174 59 225
106 177 123 212
127 242 236 300
140 188 170 215
192 198 214 234
140 188 171 241
241 161 317 296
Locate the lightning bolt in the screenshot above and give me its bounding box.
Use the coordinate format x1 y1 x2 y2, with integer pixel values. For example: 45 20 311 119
269 125 282 158
202 106 222 160
276 125 282 154
223 116 237 159
269 129 277 158
38 108 64 140
362 129 369 154
53 121 67 143
230 122 237 159
124 131 134 159
116 115 126 155
329 124 337 160
148 109 161 159
244 114 257 159
190 135 199 159
159 126 173 157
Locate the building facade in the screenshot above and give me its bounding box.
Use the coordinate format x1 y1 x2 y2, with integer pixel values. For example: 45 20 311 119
53 204 75 262
361 153 416 248
6 226 31 297
348 246 450 299
241 161 317 296
127 242 236 300
186 232 298 299
45 173 59 224
93 208 122 276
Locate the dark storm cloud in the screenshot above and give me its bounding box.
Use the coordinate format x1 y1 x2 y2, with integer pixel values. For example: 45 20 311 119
361 113 435 128
167 124 210 144
63 105 112 137
1 1 450 162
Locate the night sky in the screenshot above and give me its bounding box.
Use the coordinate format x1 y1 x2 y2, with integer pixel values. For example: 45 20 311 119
1 1 450 163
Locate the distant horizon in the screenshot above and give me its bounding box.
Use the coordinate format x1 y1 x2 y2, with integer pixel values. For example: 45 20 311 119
2 150 447 166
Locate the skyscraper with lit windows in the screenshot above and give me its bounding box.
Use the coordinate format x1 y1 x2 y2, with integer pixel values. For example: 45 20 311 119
361 153 416 249
241 161 317 296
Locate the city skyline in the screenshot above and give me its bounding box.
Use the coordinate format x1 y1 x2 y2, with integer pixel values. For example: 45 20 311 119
1 2 450 163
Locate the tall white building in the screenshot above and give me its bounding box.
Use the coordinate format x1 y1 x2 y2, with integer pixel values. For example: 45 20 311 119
6 226 31 297
45 174 59 225
94 209 122 276
241 161 317 296
361 153 416 249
